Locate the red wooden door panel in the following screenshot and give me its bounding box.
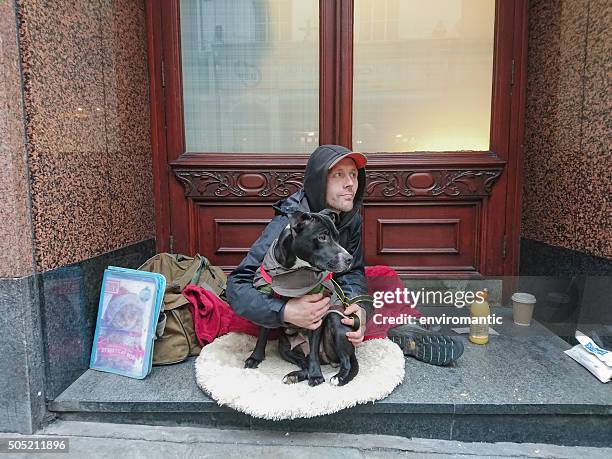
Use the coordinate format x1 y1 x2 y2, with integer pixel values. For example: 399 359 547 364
363 202 481 275
193 203 274 271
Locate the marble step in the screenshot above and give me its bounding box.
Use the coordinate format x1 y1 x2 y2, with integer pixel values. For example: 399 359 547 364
49 328 612 447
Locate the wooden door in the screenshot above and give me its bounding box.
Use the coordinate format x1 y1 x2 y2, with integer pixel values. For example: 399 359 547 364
145 0 528 277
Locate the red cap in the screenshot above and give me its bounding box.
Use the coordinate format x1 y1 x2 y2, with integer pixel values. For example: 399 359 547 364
328 152 367 169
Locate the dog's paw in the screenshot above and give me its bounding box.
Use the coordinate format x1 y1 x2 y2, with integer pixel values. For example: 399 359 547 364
308 375 325 387
244 357 262 369
330 375 348 386
283 370 307 384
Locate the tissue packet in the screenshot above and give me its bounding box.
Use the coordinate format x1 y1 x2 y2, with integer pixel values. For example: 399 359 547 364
574 330 612 366
564 331 612 383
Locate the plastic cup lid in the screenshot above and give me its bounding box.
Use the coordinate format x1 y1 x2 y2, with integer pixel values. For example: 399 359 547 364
511 292 537 304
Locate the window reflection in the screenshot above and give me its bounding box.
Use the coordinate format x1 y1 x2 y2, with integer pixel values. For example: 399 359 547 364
180 0 319 153
353 0 495 152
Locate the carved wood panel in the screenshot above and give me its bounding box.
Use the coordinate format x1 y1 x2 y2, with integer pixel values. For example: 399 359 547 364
175 170 305 199
174 167 503 200
366 170 502 198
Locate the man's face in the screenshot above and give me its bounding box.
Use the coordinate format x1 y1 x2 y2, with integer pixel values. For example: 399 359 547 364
326 158 359 213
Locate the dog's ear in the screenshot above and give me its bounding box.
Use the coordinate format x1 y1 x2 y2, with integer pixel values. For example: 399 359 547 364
320 209 340 225
288 211 311 233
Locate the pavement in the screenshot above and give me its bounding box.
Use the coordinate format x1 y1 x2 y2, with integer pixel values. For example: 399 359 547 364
1 421 612 459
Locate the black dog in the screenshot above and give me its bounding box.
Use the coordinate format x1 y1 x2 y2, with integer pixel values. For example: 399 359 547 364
244 210 360 387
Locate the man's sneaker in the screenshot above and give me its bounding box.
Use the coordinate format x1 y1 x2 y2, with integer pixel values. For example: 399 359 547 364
387 323 464 366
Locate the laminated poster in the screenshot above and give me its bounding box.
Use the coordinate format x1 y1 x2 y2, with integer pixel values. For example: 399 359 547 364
90 267 165 379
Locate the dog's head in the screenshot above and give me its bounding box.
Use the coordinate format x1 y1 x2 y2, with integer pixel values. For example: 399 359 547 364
287 210 353 273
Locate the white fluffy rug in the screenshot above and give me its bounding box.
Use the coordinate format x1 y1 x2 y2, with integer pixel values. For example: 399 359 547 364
195 332 405 420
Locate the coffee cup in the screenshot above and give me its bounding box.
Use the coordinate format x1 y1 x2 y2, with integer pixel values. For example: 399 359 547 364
511 292 537 326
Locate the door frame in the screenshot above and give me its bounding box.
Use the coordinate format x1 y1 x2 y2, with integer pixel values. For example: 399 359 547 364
145 0 528 276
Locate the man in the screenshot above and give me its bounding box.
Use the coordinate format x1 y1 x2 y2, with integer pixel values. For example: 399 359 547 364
227 145 463 365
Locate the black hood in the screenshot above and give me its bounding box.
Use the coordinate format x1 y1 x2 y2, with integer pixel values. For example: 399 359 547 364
303 145 366 230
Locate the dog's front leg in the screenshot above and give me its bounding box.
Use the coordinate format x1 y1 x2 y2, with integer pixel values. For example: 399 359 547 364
245 327 269 369
307 327 325 386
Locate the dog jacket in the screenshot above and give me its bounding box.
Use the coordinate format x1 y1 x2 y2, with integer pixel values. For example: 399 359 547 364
253 238 336 297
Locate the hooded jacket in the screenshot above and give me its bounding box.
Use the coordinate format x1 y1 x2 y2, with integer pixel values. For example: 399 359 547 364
226 145 371 328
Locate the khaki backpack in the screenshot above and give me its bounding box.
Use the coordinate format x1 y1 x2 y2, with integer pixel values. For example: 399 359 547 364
138 253 227 365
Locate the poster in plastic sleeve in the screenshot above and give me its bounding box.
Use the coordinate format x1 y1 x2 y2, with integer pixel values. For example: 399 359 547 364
90 267 165 379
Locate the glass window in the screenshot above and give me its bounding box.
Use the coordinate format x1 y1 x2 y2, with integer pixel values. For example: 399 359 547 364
180 0 319 153
353 0 495 152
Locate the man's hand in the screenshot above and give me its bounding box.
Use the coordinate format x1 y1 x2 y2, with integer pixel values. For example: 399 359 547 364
341 303 366 347
283 293 331 330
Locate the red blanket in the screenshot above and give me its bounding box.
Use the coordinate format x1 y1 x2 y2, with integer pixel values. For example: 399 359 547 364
363 265 422 338
183 265 420 347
